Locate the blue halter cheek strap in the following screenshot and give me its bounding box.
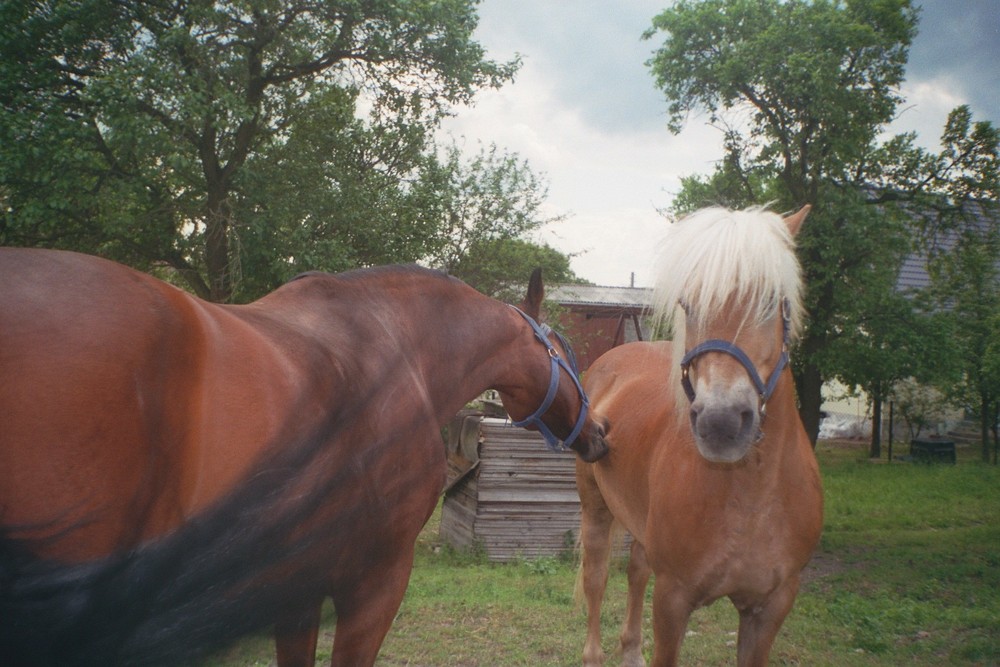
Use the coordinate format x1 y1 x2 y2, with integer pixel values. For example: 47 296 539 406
680 298 791 415
509 306 590 451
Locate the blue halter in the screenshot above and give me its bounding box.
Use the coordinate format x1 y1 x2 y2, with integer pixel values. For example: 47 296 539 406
680 298 791 417
509 306 590 450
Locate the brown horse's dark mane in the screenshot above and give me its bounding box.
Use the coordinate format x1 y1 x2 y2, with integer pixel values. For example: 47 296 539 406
288 263 458 287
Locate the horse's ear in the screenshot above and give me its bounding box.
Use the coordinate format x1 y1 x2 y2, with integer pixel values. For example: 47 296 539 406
522 267 544 320
784 205 810 237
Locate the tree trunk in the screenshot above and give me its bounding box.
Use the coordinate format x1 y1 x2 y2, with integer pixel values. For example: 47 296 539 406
204 185 233 304
795 361 824 447
168 256 212 301
992 400 998 465
205 222 230 303
198 110 240 304
982 396 992 463
869 397 882 459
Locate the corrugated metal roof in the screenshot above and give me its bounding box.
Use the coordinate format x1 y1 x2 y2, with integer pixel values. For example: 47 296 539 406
548 284 653 309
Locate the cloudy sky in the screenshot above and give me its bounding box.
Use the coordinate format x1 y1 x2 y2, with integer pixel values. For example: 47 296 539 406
440 0 1000 287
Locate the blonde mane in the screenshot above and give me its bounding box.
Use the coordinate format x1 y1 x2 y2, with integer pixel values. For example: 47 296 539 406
652 207 804 393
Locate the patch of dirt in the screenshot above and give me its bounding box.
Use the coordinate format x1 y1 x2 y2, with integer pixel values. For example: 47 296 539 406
800 550 849 586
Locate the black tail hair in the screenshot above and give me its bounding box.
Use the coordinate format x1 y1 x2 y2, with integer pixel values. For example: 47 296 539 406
1 380 397 666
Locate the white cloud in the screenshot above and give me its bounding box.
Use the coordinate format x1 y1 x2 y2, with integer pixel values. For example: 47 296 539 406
538 208 668 287
437 0 994 287
442 56 725 287
888 78 971 150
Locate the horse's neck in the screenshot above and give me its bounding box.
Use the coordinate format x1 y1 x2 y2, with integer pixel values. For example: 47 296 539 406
754 374 809 472
370 296 524 425
266 274 532 425
432 306 526 414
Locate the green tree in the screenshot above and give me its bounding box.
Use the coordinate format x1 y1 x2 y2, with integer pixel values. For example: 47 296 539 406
922 202 1000 462
228 86 448 299
646 0 997 444
983 309 1000 463
892 378 958 442
423 143 563 274
900 109 999 462
414 142 582 301
449 237 582 303
830 287 957 458
0 0 516 302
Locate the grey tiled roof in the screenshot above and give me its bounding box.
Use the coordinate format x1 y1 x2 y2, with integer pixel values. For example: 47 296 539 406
896 252 933 293
895 200 999 295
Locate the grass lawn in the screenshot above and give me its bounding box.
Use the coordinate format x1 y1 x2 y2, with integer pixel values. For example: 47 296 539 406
207 441 1000 665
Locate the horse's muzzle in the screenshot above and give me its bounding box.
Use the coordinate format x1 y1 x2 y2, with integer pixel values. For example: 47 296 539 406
573 420 610 462
689 399 759 463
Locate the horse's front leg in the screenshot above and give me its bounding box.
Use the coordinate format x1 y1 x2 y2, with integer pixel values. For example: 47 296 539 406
327 545 417 667
620 539 651 667
649 577 693 667
734 575 800 667
275 601 323 667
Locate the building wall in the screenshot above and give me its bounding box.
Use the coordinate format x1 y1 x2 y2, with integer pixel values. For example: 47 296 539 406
553 306 648 372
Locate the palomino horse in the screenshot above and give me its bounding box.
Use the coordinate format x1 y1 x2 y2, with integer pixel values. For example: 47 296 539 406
0 248 608 667
576 206 823 666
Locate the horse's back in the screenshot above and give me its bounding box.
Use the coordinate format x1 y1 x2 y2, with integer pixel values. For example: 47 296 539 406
585 340 679 447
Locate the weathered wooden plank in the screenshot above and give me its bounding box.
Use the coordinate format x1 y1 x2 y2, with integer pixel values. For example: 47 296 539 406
478 490 579 504
439 417 586 561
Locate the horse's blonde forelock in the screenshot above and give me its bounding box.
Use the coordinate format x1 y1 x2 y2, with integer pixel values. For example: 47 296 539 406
652 206 804 342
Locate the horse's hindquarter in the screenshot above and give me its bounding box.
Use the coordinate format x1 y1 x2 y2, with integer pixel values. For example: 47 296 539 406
0 256 490 666
0 250 342 559
0 251 219 558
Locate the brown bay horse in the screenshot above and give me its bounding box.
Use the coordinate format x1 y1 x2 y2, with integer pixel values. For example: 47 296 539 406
576 207 823 666
0 248 608 666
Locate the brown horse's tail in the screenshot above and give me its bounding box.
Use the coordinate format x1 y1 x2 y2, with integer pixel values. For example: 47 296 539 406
0 398 382 667
572 520 628 609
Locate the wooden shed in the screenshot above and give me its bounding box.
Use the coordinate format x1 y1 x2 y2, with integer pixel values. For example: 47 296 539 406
440 414 581 562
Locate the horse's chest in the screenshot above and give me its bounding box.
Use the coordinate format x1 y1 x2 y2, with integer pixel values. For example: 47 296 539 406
654 493 798 602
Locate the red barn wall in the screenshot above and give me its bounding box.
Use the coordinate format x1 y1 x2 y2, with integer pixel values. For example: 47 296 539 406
552 306 647 372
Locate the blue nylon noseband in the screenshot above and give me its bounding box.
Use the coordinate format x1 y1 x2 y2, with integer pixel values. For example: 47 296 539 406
680 298 791 416
509 306 590 450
